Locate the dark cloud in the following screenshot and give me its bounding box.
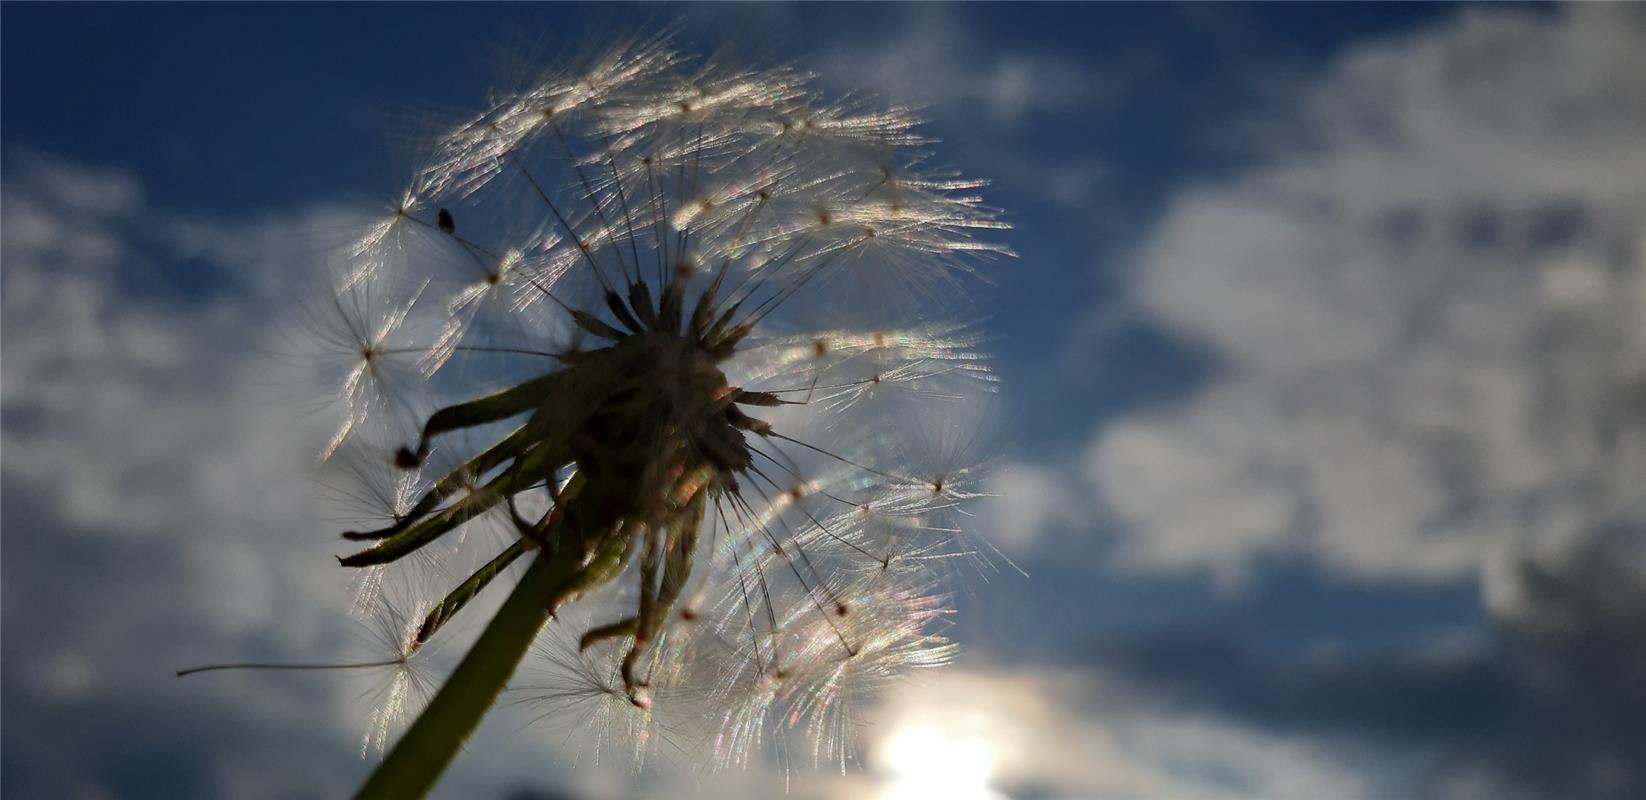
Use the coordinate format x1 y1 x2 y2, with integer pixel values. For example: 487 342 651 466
1085 538 1646 799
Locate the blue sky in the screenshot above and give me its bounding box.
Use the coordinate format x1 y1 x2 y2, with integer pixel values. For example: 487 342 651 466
5 3 1645 799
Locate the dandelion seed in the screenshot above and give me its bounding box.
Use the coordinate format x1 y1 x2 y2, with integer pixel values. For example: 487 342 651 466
175 582 436 761
357 587 439 758
512 621 667 771
306 274 431 459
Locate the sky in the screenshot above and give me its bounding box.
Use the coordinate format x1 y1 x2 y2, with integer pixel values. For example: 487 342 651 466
4 3 1645 799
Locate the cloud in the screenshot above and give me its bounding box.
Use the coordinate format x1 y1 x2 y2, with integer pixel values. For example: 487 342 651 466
1081 6 1646 584
0 153 565 798
980 461 1088 557
1085 533 1646 799
0 152 379 796
817 6 1111 129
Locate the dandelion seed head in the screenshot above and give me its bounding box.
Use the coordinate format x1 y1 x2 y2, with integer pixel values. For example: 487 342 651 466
319 34 1010 780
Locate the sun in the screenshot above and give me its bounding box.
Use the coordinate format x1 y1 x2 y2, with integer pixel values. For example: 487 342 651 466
878 723 1006 800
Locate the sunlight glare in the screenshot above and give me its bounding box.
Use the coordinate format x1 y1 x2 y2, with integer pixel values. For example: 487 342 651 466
877 723 1005 800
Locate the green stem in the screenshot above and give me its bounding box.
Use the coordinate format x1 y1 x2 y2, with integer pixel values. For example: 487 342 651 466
354 547 580 799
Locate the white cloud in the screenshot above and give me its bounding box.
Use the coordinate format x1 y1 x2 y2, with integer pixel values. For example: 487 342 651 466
1082 6 1646 585
980 461 1087 557
2 155 326 541
819 6 1109 128
0 156 362 641
0 155 429 796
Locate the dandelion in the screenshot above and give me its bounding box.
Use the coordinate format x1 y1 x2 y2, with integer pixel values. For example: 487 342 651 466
190 34 1009 798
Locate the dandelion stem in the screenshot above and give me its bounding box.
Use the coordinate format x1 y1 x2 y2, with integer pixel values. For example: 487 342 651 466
353 545 583 800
